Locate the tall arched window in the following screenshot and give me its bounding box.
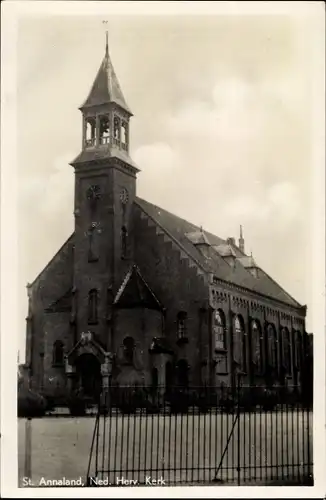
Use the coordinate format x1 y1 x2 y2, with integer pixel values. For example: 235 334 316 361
281 327 292 375
176 359 189 388
267 324 277 369
121 226 127 259
123 336 135 365
52 340 64 366
177 311 187 339
213 310 226 350
295 330 303 371
88 289 98 324
251 320 263 374
234 315 246 373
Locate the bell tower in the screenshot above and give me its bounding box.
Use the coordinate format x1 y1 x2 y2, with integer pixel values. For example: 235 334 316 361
70 32 139 349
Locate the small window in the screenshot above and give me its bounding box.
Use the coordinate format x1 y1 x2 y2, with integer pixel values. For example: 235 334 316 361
123 336 135 365
213 310 225 350
177 311 187 339
121 226 128 259
52 340 64 366
88 289 98 324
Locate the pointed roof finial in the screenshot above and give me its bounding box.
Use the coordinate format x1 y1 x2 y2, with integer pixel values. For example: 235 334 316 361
103 20 109 57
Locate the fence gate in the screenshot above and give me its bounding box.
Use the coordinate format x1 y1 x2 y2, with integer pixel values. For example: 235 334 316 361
86 386 313 486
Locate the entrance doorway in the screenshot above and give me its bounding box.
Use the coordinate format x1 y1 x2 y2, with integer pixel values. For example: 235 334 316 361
75 353 102 400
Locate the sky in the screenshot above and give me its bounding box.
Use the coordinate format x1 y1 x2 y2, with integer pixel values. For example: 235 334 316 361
16 8 321 360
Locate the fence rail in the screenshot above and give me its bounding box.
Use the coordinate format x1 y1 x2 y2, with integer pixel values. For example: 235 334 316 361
87 384 313 486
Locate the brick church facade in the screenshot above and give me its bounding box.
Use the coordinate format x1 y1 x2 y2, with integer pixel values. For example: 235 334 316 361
24 38 308 402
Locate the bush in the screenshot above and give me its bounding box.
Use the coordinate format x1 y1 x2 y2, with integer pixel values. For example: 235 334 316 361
18 387 47 418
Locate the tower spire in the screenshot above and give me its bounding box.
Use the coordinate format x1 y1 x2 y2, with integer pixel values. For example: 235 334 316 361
239 224 245 254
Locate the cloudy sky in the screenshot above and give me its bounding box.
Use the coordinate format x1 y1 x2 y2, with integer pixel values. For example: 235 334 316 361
15 6 322 359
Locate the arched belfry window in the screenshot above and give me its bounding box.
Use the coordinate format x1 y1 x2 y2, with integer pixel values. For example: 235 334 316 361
113 115 121 145
251 320 263 374
52 340 64 366
123 336 135 365
281 327 292 376
85 117 96 147
267 324 278 369
121 121 128 151
177 311 187 340
88 289 98 324
213 310 226 350
99 115 110 145
233 315 247 373
121 226 128 259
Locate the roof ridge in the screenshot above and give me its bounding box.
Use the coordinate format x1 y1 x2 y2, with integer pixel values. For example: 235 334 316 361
258 268 302 308
28 234 74 289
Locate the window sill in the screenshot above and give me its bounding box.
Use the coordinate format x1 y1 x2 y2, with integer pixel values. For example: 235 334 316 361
214 348 227 354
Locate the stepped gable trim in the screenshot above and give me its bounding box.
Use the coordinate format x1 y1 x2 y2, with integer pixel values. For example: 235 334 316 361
134 199 305 314
28 234 74 289
134 200 208 275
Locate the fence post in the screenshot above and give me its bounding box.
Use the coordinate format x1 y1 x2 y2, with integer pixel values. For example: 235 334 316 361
24 417 32 481
237 375 241 486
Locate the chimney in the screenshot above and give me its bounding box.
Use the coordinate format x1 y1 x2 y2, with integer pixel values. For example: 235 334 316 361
239 225 245 253
226 237 236 246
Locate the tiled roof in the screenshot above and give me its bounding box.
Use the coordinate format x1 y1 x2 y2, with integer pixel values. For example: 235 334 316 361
135 197 302 308
81 50 132 114
214 243 237 258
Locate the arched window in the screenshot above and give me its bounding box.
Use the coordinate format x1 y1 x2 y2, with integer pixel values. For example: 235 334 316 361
234 315 246 373
251 320 263 373
281 327 292 375
151 367 158 391
123 336 135 365
85 117 96 147
177 311 187 339
213 310 226 350
295 330 303 371
267 324 278 369
52 340 64 366
176 359 189 388
99 115 110 145
121 226 127 259
88 289 98 324
113 115 121 145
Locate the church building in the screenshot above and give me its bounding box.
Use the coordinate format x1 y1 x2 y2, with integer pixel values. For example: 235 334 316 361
24 37 308 403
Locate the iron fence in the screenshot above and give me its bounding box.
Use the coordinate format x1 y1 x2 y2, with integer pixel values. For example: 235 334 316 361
86 384 313 486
